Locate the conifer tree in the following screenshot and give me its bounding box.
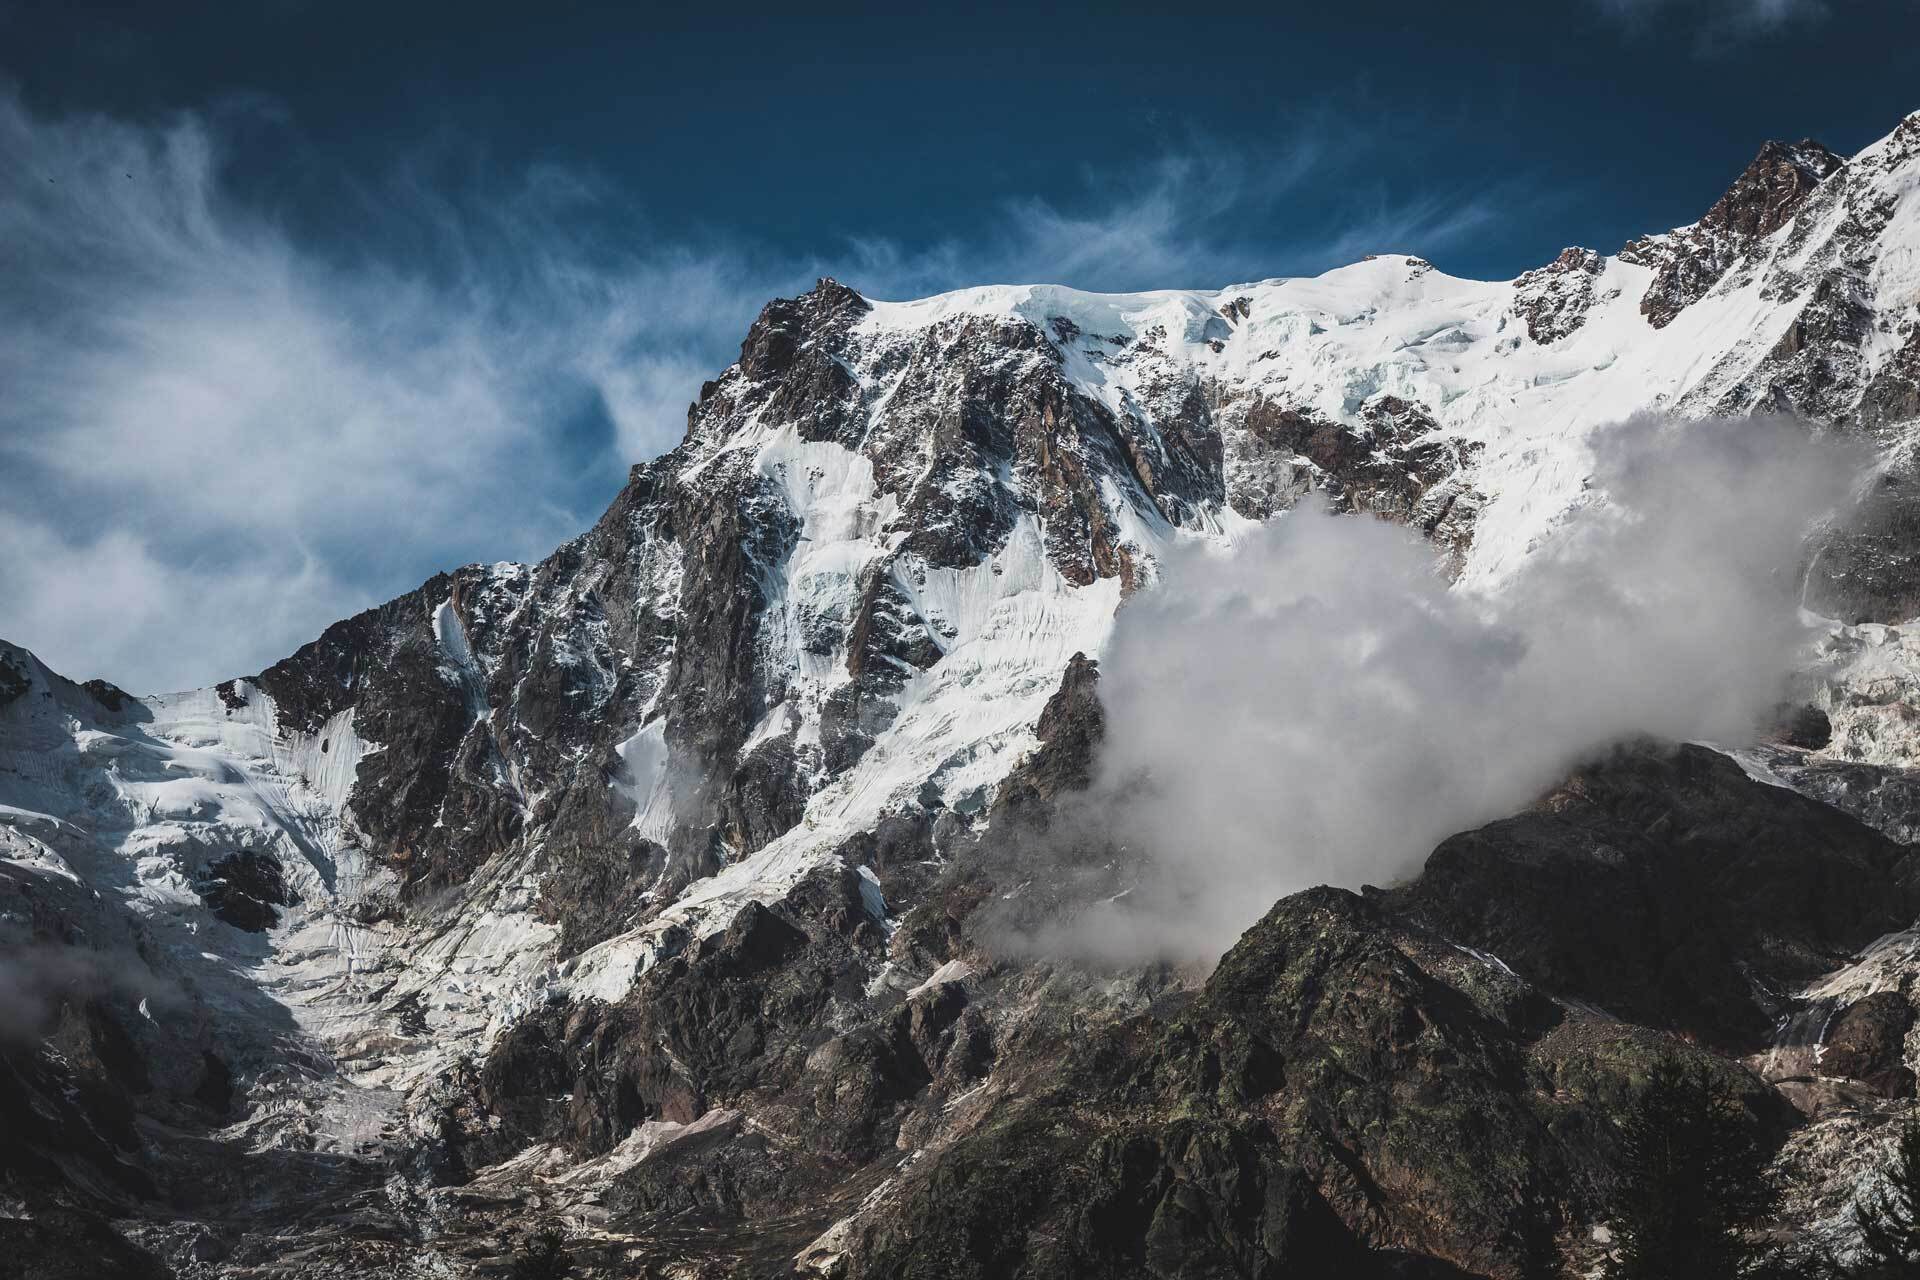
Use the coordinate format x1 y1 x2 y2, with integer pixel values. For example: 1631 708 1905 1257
1606 1059 1777 1280
508 1226 572 1280
1851 1119 1920 1279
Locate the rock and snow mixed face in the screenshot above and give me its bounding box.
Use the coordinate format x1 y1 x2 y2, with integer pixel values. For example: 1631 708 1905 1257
5 109 1920 1266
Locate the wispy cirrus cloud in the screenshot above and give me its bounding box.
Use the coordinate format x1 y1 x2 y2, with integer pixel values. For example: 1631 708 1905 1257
847 120 1520 298
1588 0 1831 48
0 90 799 692
0 87 1521 694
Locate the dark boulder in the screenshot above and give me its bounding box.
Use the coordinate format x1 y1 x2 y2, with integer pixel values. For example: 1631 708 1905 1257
1376 742 1913 1048
1823 992 1915 1097
195 850 290 933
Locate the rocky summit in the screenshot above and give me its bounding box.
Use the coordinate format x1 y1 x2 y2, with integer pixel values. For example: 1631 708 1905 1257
7 108 1920 1278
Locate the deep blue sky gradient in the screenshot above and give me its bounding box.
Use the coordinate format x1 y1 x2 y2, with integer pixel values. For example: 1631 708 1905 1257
9 1 1919 284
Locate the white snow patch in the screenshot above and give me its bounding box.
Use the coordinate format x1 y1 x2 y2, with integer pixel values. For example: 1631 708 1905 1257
614 720 675 842
906 959 972 1000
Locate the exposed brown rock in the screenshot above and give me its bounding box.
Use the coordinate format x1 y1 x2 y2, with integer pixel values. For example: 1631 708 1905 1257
1823 992 1915 1097
1513 245 1605 343
1624 139 1842 329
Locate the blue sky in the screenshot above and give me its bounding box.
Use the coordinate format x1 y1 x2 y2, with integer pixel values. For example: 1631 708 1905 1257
2 0 1917 692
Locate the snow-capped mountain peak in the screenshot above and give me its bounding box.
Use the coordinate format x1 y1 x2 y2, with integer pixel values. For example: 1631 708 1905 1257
7 105 1920 1277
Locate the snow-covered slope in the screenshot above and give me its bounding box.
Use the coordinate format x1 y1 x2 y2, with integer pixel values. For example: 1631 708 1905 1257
6 108 1920 1276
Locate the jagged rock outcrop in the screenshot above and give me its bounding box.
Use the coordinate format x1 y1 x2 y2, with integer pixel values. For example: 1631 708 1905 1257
1513 246 1607 343
194 850 291 932
1622 139 1843 329
0 649 28 708
988 651 1103 822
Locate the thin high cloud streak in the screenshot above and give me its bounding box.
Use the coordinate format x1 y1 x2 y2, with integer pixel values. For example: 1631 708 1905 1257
1590 0 1830 46
847 124 1515 298
1595 0 1825 21
0 90 1515 694
1048 415 1865 965
0 92 795 693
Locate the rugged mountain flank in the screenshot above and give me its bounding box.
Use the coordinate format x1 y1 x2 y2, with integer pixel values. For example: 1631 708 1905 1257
6 110 1920 1277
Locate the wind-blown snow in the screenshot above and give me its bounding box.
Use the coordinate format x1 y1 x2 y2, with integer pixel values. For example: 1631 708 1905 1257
614 719 676 842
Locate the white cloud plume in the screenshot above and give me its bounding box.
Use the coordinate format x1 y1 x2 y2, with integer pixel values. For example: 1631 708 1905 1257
1048 415 1866 964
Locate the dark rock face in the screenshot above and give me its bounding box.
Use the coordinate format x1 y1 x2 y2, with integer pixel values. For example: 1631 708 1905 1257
1768 702 1833 749
1376 743 1913 1047
1757 270 1877 415
1858 322 1920 431
535 836 667 957
0 650 27 709
78 678 131 713
0 1207 171 1280
1624 139 1842 329
195 850 291 933
990 651 1104 822
1749 745 1920 845
1668 125 1912 442
1806 457 1920 623
467 872 903 1171
1219 394 1481 563
0 852 245 1274
837 888 1777 1280
1822 993 1915 1098
247 571 506 898
1702 139 1846 241
855 1114 1390 1280
1513 246 1606 343
194 1050 236 1116
253 574 455 735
